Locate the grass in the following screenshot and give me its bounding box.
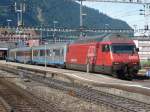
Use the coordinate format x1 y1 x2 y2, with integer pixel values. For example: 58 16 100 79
140 60 150 68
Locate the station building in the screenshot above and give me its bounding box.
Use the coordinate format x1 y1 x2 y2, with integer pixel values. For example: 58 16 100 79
0 28 39 43
133 36 150 61
0 28 40 59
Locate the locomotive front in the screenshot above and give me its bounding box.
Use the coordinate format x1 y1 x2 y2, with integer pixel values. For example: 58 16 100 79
110 43 140 79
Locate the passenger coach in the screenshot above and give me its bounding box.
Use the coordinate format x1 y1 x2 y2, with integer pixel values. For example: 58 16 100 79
8 47 31 63
8 43 67 68
32 44 67 67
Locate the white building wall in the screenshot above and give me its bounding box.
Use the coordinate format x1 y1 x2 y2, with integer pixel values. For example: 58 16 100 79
133 39 150 61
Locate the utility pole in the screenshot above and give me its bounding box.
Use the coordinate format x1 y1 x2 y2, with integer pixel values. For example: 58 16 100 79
80 0 83 28
40 24 43 44
6 19 12 28
15 1 26 27
53 20 58 43
140 4 150 35
79 0 87 37
45 42 48 68
14 0 26 47
133 24 138 35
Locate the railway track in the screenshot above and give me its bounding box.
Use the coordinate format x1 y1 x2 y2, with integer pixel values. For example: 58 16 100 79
0 78 66 112
29 74 150 112
0 97 10 112
0 66 150 112
19 69 150 112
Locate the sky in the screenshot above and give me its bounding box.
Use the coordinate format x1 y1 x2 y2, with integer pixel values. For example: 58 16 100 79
83 2 150 35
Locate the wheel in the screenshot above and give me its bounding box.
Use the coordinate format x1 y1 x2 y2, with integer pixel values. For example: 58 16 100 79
113 71 127 79
125 75 133 81
57 65 64 69
32 62 37 65
112 71 118 78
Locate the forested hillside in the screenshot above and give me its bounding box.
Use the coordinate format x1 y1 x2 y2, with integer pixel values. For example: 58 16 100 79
0 0 131 29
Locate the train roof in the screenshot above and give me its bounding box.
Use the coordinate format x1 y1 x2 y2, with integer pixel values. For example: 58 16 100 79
32 43 67 50
73 33 132 44
9 47 31 51
9 43 68 51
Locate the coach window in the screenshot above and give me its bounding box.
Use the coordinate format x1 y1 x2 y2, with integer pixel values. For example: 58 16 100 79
33 50 38 56
102 44 110 52
47 49 50 56
61 49 64 56
53 49 60 56
40 50 45 56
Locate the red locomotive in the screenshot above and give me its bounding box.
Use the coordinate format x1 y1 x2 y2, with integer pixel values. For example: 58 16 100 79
66 34 140 79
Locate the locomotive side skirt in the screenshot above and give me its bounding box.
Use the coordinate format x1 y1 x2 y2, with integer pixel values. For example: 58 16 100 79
66 63 112 74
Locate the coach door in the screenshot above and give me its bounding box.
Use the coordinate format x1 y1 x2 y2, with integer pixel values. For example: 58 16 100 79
102 44 110 73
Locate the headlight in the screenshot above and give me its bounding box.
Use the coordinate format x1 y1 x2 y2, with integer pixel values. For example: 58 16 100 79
113 62 120 65
132 62 137 65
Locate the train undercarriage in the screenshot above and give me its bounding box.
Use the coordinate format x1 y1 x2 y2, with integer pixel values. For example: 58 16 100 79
112 63 140 80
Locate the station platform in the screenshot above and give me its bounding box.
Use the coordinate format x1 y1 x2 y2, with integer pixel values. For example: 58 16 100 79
0 61 150 96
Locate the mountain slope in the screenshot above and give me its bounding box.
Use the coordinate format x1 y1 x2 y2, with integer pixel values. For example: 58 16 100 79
0 0 131 29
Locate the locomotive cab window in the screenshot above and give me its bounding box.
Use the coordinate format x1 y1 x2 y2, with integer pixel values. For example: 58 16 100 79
102 44 110 52
111 44 136 53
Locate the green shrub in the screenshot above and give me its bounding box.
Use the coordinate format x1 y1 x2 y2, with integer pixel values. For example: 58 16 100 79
141 60 150 68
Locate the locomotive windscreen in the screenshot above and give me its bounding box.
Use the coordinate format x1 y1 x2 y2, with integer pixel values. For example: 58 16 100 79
111 44 136 53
